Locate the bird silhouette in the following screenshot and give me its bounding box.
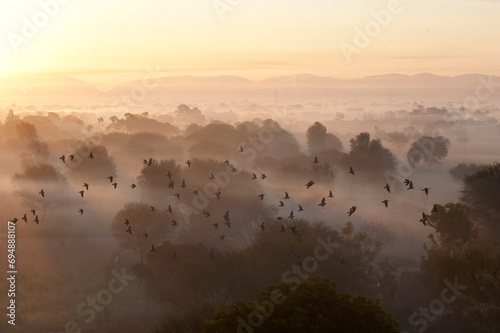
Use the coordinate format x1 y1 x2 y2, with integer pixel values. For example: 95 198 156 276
279 224 286 232
78 209 84 215
219 234 225 240
284 192 290 199
279 201 285 207
88 151 94 159
83 183 89 190
289 211 294 219
34 215 39 224
112 183 117 189
174 193 180 200
215 189 221 200
328 190 333 198
318 197 326 207
258 194 265 201
225 220 231 229
407 181 414 190
185 160 191 168
69 154 75 161
208 248 214 258
404 179 411 186
420 212 428 226
251 173 257 180
124 219 130 226
349 166 355 175
131 184 136 189
313 156 319 164
107 176 114 183
11 217 18 224
348 206 357 216
126 226 132 234
168 180 175 189
180 179 186 188
259 222 265 231
59 155 66 163
239 146 244 152
167 205 173 213
213 223 219 230
30 209 36 216
167 171 172 179
150 206 155 211
150 244 156 252
39 189 45 197
382 200 389 208
384 183 391 193
192 188 199 195
287 247 294 256
298 205 304 211
306 180 315 189
260 174 267 180
172 220 178 227
22 214 27 223
209 172 215 180
421 187 430 196
78 190 85 198
431 204 439 213
143 233 148 239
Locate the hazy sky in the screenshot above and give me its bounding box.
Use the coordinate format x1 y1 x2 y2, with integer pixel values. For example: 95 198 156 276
0 0 499 90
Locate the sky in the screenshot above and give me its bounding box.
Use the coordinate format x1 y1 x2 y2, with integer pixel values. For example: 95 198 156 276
0 0 499 90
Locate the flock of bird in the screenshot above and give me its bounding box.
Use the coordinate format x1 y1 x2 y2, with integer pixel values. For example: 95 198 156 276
11 146 439 267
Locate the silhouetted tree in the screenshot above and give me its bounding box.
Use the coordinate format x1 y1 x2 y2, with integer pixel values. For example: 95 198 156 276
202 277 400 333
306 121 327 154
407 136 450 168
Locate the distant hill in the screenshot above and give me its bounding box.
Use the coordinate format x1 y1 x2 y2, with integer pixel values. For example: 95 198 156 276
1 73 499 106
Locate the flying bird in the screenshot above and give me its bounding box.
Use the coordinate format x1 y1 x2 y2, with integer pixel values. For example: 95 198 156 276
213 223 219 230
69 154 75 161
239 146 244 152
78 190 85 198
83 183 89 190
59 155 66 163
172 220 178 227
34 215 39 224
143 233 148 239
219 234 226 241
384 183 391 193
30 209 36 216
192 188 199 195
131 184 136 189
180 179 186 188
251 173 257 180
11 218 18 224
348 206 357 216
407 181 414 190
150 244 156 252
421 187 430 196
313 156 319 164
289 211 294 220
126 226 132 234
22 214 27 223
328 190 333 198
112 183 117 189
306 180 315 189
382 200 389 208
78 209 84 215
167 171 172 179
338 256 345 264
107 176 114 183
208 248 214 258
298 205 304 212
124 219 130 226
279 201 285 207
318 197 326 207
284 192 290 199
88 151 94 159
185 160 191 168
259 222 265 231
214 189 221 200
420 212 428 226
167 205 173 213
404 179 411 186
39 189 45 197
150 206 155 211
349 166 355 175
209 172 215 180
174 193 180 200
258 194 265 201
260 174 267 180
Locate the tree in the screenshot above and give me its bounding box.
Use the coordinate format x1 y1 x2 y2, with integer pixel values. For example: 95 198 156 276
407 136 450 168
343 132 397 179
460 162 500 238
324 132 343 151
202 277 400 333
306 121 327 154
111 202 174 263
448 163 487 183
